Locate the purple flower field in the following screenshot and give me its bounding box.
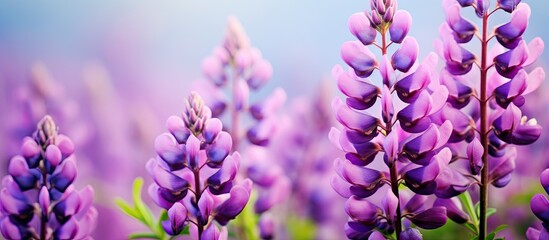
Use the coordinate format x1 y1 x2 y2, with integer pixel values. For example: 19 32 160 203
1 0 549 239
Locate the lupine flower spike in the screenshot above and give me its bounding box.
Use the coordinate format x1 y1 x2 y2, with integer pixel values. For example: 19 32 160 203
0 115 97 239
436 0 544 238
201 16 290 239
148 92 252 239
331 0 454 238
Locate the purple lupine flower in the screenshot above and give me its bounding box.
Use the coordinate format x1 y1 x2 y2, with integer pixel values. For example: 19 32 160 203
200 16 290 239
148 92 252 239
270 83 347 239
527 169 549 240
436 0 544 238
331 0 452 238
3 63 91 174
0 115 97 239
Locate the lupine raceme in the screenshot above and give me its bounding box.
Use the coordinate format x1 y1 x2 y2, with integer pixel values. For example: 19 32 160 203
330 0 458 238
147 92 252 239
201 16 290 239
434 0 544 239
0 115 97 239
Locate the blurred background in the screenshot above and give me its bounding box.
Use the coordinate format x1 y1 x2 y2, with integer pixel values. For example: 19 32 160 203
0 0 548 239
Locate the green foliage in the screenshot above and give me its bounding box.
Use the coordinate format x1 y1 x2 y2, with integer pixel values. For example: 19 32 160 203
472 225 507 240
115 177 188 239
287 214 317 240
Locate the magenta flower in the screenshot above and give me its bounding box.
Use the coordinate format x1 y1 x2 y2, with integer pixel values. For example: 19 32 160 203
0 116 97 239
148 92 252 239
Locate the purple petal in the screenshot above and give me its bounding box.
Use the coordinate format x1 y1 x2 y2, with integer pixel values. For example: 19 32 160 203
45 145 62 170
404 159 441 195
345 221 375 239
197 190 215 225
498 0 522 13
200 223 223 240
186 134 202 169
55 135 74 158
400 228 423 240
247 59 272 89
8 156 37 191
494 40 529 78
409 207 447 229
404 194 428 214
0 188 33 216
382 189 399 222
440 70 473 108
434 198 469 224
331 174 352 198
368 231 386 240
349 12 377 45
494 70 528 108
341 41 377 78
54 218 78 239
215 179 251 225
246 118 276 146
166 116 190 144
495 3 529 48
336 158 384 189
152 165 190 194
389 10 412 43
202 55 226 87
337 70 380 110
526 227 540 240
336 105 380 140
397 91 432 133
392 37 419 73
394 62 430 103
259 214 274 240
443 37 475 75
523 67 545 95
20 138 40 168
249 88 286 120
0 218 24 239
524 37 544 66
51 158 77 192
39 186 50 218
345 196 381 225
531 194 549 223
154 133 185 171
540 169 549 195
445 3 476 43
164 202 187 235
207 153 239 193
467 138 484 175
206 131 232 166
203 118 222 144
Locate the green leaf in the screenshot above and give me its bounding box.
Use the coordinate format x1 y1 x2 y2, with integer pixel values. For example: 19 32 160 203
463 222 478 235
115 198 142 221
128 232 160 239
486 208 496 218
132 178 156 228
458 191 479 233
486 225 507 240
